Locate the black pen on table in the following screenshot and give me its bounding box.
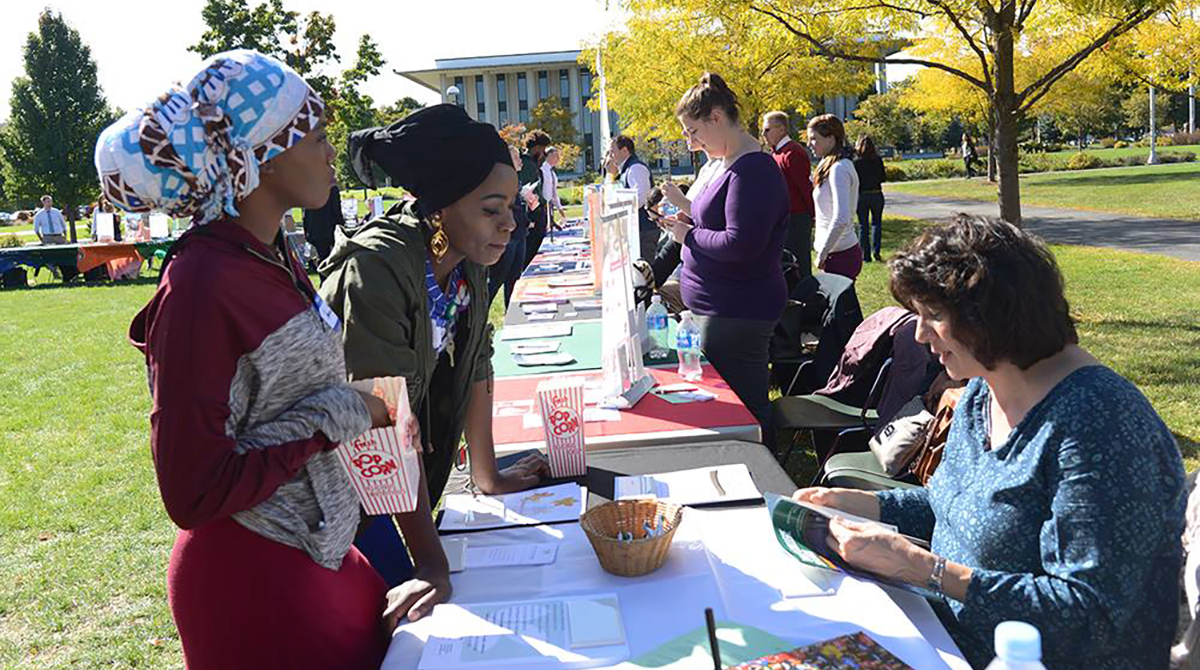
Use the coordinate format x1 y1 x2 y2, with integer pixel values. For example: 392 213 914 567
705 607 721 670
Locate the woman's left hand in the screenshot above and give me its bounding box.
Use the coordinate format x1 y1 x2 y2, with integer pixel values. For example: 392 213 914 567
668 215 692 244
825 517 933 585
481 453 550 494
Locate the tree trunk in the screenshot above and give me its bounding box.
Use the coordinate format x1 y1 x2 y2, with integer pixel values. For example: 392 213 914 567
66 204 78 244
986 113 998 182
992 5 1021 225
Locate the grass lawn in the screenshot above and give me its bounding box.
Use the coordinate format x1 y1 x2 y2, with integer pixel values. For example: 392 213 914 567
888 161 1200 221
1041 143 1200 161
1 214 1197 667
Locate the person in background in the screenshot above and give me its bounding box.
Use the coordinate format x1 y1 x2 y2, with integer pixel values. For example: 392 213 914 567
760 111 815 276
540 146 565 230
303 184 346 275
605 134 657 261
319 104 548 622
106 50 394 669
33 195 67 245
520 131 552 270
808 114 862 280
488 145 538 308
853 136 886 263
794 215 1184 670
962 132 979 179
668 72 788 447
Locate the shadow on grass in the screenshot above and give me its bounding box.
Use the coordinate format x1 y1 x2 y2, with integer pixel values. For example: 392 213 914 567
1176 433 1200 468
2 275 162 292
1030 168 1199 190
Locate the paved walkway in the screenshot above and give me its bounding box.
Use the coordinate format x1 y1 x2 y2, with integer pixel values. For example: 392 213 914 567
885 191 1200 263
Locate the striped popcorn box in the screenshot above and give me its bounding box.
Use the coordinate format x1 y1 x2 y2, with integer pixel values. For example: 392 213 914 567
335 377 420 515
538 376 587 478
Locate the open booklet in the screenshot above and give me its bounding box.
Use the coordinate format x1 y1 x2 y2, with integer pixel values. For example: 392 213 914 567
764 493 937 599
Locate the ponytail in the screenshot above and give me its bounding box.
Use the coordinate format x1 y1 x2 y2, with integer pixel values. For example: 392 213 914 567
809 114 850 187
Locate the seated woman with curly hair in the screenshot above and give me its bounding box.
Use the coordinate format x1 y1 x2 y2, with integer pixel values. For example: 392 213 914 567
793 215 1185 669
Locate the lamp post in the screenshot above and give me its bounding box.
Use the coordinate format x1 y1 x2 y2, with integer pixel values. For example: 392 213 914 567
1148 85 1160 165
446 84 461 107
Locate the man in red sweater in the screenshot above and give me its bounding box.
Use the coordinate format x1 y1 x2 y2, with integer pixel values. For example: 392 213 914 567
762 111 815 277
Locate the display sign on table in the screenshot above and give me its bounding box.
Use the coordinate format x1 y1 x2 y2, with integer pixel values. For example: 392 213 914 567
335 376 420 515
148 213 171 239
341 198 358 225
598 193 653 408
94 212 115 241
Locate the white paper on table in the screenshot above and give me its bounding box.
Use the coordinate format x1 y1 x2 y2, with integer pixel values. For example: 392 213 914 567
615 464 761 507
498 323 573 341
465 542 559 569
522 407 620 429
522 302 560 314
416 593 628 669
527 312 557 321
512 341 561 355
438 483 588 532
513 352 576 366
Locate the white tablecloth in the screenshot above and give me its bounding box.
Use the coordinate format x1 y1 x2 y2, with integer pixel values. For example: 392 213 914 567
382 506 969 670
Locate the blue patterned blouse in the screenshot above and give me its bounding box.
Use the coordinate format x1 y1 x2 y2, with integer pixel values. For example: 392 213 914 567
877 366 1185 670
424 258 470 358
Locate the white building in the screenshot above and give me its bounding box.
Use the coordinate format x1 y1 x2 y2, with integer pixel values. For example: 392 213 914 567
399 50 616 175
399 49 873 176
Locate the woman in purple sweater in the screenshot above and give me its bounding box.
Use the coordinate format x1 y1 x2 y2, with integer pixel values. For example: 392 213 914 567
667 73 789 446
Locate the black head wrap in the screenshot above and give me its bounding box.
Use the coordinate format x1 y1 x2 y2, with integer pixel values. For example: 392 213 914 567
348 104 513 214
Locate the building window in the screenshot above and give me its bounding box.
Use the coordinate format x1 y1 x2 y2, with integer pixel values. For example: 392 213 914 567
584 132 594 170
475 75 485 119
496 74 508 127
537 70 549 101
580 71 592 134
453 76 465 107
559 69 570 108
517 73 529 124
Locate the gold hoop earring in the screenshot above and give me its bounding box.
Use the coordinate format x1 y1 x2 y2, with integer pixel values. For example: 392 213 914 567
429 214 449 263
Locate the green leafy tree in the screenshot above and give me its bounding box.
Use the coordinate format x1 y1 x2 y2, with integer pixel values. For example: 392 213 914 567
0 10 115 240
190 0 340 101
529 99 584 169
191 0 387 186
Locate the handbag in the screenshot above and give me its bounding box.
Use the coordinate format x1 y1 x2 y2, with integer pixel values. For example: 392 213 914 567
907 385 965 485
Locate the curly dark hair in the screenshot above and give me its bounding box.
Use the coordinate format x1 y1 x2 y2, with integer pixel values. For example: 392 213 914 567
888 214 1077 370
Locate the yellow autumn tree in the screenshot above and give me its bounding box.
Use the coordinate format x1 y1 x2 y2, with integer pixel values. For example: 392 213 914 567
582 0 875 148
647 0 1182 223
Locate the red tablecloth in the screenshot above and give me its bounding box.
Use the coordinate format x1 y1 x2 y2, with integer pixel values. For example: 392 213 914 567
491 364 759 450
76 243 141 273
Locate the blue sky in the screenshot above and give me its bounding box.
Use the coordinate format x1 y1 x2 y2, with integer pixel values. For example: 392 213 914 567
0 0 618 121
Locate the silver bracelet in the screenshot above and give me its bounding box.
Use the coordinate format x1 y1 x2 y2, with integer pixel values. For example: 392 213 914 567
927 555 948 594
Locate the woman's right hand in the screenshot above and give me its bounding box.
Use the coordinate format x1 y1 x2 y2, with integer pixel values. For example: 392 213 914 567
792 487 881 522
381 567 453 632
356 390 392 428
661 181 688 210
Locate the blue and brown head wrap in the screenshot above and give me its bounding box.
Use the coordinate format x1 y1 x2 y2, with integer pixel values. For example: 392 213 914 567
94 49 323 225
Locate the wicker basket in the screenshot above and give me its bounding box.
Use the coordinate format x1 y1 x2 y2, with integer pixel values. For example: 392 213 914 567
580 499 684 577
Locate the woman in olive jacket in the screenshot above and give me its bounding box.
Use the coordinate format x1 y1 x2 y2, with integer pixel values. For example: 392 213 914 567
319 105 547 627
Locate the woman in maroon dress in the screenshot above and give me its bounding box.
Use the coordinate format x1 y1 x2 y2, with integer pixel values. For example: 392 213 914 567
97 49 394 669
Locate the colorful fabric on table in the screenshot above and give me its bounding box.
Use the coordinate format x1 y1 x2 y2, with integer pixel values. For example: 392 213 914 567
94 49 323 225
425 257 471 356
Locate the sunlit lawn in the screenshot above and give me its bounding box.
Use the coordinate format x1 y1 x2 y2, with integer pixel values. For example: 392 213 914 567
889 161 1200 221
1 212 1196 666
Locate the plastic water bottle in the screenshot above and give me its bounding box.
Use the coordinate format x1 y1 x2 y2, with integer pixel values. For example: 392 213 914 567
676 311 703 381
646 295 670 359
984 622 1047 670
